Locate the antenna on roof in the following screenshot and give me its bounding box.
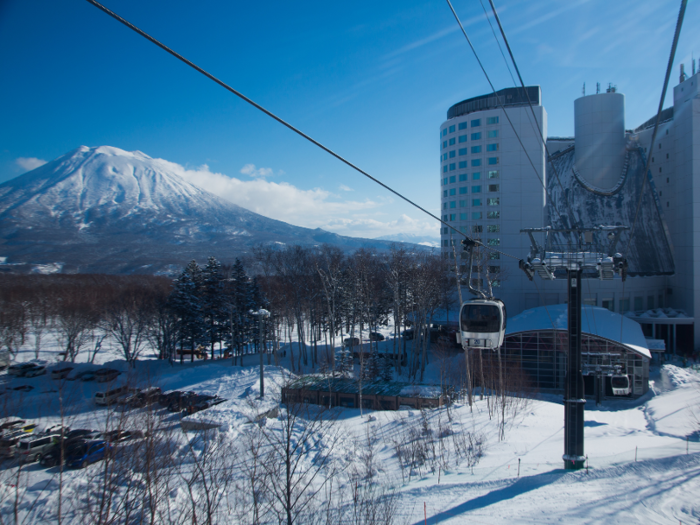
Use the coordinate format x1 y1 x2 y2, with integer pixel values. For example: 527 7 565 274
596 82 600 94
582 82 585 96
680 63 687 83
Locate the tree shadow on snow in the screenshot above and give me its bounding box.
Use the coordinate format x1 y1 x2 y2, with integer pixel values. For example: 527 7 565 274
412 469 567 524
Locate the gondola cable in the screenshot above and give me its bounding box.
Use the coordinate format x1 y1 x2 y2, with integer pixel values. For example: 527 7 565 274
85 0 526 264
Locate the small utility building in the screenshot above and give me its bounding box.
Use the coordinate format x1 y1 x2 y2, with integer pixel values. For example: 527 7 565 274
502 304 650 397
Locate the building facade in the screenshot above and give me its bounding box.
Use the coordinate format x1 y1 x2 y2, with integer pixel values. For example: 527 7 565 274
441 66 700 352
439 87 547 316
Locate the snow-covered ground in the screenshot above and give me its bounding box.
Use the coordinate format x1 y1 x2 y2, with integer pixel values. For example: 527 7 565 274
1 328 699 523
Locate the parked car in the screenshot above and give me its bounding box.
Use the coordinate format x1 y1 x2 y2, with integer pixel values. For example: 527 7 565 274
66 440 112 469
369 332 385 341
0 433 24 459
17 434 60 463
343 337 360 347
0 420 37 435
103 430 143 443
41 441 87 467
127 387 162 408
95 385 130 406
23 365 46 378
51 367 74 380
12 385 34 392
95 369 121 383
186 395 227 414
80 372 97 382
161 391 195 410
7 362 42 377
167 392 199 413
66 370 95 382
43 424 70 436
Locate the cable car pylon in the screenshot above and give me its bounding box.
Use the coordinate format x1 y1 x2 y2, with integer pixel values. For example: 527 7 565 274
519 226 628 469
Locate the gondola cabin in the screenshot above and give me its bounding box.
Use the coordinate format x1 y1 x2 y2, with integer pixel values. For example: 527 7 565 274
610 375 631 396
459 298 507 350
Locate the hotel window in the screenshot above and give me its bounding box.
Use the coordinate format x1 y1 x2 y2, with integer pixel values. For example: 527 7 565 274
634 297 644 311
472 212 482 220
459 200 466 207
449 175 456 183
488 130 499 138
442 129 447 136
442 240 448 247
442 141 447 149
449 214 456 221
619 298 630 313
487 238 500 246
459 135 467 143
471 132 482 140
472 225 483 233
449 163 456 171
459 122 467 130
488 198 500 206
443 190 447 197
487 224 500 233
488 170 499 179
443 166 448 173
488 157 499 165
449 125 455 133
458 171 467 180
488 184 499 192
471 278 484 287
472 185 482 193
459 187 467 194
442 177 448 185
471 119 481 127
449 150 456 158
487 116 499 124
488 265 500 274
492 280 501 287
489 252 500 259
471 160 481 168
443 153 447 160
460 213 467 220
647 296 654 309
449 137 456 146
443 214 448 221
442 227 448 234
450 201 456 208
443 203 447 210
487 211 500 219
487 143 499 152
471 145 482 153
473 172 481 180
449 188 456 196
459 148 467 156
472 198 482 206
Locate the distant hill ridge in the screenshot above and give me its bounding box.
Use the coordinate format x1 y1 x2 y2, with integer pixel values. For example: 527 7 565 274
0 146 422 274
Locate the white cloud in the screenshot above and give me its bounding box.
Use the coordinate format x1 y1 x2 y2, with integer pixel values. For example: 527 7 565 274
240 163 274 178
16 157 47 172
339 184 353 192
152 158 438 240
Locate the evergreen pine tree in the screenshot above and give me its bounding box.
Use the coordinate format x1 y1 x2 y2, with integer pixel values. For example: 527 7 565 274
367 345 381 381
201 256 226 359
380 352 393 382
169 260 204 363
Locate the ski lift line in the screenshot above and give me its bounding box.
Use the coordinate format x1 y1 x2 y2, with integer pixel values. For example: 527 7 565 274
445 0 568 229
84 0 468 242
477 0 516 87
624 0 688 259
484 0 571 217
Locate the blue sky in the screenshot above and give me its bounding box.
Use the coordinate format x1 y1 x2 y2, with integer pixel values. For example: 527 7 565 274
1 0 697 239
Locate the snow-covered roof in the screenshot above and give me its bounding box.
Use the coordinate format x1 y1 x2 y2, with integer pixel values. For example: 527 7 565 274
506 304 651 359
626 308 694 325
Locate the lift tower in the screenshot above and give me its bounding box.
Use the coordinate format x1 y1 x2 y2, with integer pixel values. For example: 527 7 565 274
519 226 628 469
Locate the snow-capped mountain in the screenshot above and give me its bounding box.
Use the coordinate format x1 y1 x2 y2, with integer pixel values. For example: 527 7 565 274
0 146 415 274
374 233 440 248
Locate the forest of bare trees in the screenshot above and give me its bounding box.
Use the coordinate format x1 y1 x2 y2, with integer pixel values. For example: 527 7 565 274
0 245 461 382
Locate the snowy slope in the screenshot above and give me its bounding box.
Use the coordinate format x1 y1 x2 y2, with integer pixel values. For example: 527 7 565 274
0 146 415 274
1 320 699 524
